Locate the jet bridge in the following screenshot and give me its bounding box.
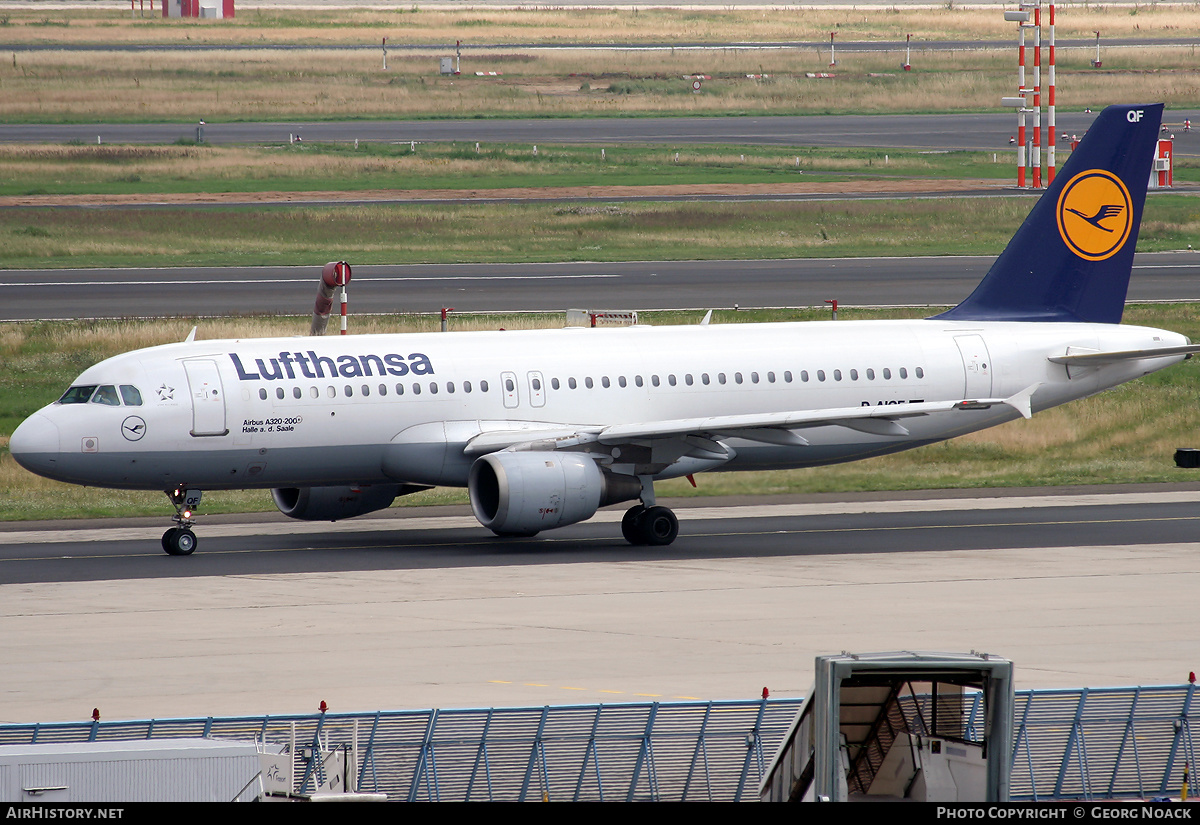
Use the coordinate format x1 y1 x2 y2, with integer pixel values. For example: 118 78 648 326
760 651 1014 802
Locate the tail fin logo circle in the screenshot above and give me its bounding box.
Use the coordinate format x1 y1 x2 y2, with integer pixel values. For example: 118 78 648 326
1056 169 1134 261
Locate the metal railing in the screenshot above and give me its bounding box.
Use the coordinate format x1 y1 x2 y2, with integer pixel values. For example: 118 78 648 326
1 684 1194 801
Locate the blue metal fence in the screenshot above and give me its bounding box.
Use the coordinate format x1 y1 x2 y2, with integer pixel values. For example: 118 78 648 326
1 684 1195 801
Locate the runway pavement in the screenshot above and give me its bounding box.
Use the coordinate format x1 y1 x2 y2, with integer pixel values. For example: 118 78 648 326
2 485 1198 723
0 111 1185 152
5 251 1200 320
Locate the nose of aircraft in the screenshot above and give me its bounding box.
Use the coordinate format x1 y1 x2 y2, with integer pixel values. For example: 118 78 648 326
9 412 61 477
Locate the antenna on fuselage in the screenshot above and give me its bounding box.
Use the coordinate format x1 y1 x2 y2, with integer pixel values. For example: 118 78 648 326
311 261 352 336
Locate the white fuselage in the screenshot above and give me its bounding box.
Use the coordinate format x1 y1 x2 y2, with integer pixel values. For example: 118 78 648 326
12 318 1188 493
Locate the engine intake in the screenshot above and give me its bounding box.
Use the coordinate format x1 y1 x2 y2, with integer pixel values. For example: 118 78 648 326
469 452 640 535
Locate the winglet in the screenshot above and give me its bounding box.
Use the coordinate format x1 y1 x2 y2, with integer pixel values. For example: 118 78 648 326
1003 383 1041 420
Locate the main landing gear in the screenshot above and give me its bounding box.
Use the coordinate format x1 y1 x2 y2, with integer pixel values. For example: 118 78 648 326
620 476 679 546
162 487 201 556
621 504 679 546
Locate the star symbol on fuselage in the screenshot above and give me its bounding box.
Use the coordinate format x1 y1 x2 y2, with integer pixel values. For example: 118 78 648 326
157 384 175 401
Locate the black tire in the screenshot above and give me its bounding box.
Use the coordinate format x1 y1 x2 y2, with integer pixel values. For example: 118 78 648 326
639 506 679 546
165 528 197 556
622 505 647 545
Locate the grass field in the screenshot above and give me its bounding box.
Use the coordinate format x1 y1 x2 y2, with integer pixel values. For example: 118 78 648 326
3 304 1200 522
3 6 1197 47
4 194 1200 270
0 7 1197 121
0 142 1018 197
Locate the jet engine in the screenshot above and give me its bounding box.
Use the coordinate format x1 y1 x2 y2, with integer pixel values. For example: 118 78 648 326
271 484 425 522
468 452 641 536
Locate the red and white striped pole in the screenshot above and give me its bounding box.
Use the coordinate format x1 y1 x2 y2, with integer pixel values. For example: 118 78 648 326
1047 2 1056 185
1032 4 1042 189
1018 18 1027 188
340 279 348 335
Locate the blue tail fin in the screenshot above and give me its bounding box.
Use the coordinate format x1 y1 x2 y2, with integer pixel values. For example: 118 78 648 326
935 103 1163 324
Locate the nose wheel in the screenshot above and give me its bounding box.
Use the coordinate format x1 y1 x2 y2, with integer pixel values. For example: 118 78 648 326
162 526 198 556
162 487 201 556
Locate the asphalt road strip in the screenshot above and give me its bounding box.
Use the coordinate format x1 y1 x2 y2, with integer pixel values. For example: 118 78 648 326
5 489 1200 546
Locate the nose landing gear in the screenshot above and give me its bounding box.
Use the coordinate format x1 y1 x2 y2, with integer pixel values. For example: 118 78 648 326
162 487 201 556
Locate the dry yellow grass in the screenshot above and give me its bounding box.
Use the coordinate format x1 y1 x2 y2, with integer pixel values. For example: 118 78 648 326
2 6 1199 46
1 8 1197 120
3 45 1197 119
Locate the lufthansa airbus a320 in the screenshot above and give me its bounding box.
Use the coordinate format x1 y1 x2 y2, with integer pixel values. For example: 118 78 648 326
11 104 1195 555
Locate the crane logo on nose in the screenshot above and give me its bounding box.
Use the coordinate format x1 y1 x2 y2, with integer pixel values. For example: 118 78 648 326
122 416 147 441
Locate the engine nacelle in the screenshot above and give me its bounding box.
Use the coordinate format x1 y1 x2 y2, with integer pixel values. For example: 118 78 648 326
468 452 641 535
271 484 422 522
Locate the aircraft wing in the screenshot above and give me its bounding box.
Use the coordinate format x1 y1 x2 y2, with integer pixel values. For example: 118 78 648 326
595 391 1033 445
463 386 1038 456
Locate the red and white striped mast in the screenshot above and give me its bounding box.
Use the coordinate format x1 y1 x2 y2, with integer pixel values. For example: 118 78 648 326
1047 2 1056 185
1003 7 1033 188
1032 3 1042 189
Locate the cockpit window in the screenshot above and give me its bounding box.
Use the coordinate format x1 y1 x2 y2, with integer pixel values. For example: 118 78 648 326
90 385 121 406
59 385 98 404
119 385 143 406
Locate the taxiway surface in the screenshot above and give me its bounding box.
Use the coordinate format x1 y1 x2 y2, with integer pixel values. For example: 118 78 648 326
2 486 1198 723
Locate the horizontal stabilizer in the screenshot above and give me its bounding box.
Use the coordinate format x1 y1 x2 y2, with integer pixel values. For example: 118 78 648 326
1048 345 1200 366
